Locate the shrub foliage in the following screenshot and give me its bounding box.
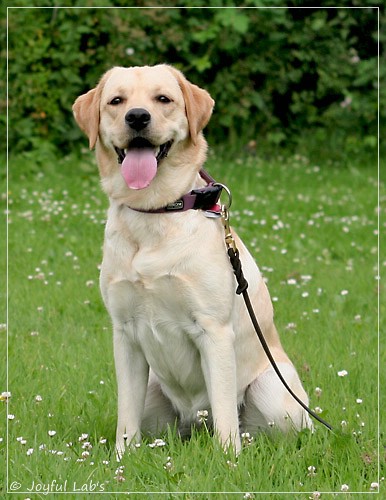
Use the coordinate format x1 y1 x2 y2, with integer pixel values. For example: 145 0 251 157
2 1 383 153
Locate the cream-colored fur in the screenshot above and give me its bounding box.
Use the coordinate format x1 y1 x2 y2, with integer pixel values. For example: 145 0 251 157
73 64 312 458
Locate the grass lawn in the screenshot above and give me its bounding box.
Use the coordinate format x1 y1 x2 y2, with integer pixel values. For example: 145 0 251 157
1 144 383 498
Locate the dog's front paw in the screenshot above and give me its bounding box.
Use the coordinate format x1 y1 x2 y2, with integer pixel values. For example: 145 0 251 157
115 443 125 462
115 432 141 461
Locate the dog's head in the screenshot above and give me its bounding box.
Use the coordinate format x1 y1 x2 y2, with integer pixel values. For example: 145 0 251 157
73 65 214 198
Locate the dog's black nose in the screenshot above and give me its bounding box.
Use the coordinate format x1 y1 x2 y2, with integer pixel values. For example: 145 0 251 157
125 108 151 131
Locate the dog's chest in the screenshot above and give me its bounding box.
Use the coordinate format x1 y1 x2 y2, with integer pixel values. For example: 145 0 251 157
104 232 208 365
108 248 205 340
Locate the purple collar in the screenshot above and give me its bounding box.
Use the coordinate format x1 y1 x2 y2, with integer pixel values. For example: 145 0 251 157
128 170 223 215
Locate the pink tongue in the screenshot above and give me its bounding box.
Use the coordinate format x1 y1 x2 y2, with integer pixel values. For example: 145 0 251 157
121 149 157 190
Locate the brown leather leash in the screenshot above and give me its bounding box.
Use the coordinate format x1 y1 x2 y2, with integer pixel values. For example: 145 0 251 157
220 201 333 432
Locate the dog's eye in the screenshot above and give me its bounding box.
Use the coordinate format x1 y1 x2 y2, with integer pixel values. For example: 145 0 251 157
109 97 123 105
156 95 172 104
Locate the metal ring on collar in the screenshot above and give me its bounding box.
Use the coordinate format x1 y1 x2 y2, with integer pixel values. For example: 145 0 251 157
213 183 232 209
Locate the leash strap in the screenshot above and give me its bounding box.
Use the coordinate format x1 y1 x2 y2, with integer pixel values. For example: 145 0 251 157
222 207 333 431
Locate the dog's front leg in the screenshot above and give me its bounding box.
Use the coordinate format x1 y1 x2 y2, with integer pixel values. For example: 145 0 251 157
198 320 241 454
114 327 149 459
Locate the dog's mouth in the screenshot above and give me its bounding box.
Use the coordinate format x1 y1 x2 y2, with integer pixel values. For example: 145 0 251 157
115 138 173 190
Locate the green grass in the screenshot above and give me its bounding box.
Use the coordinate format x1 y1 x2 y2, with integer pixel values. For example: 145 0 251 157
1 146 384 499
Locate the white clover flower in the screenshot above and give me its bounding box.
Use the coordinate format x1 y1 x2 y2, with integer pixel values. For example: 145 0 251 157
370 482 379 491
337 370 348 377
164 457 173 471
197 409 208 423
1 391 11 402
307 465 316 476
314 387 322 397
285 322 297 330
356 398 363 404
241 432 254 446
114 465 126 482
35 395 43 402
48 430 56 437
26 448 34 456
7 414 15 420
341 484 349 492
148 438 166 448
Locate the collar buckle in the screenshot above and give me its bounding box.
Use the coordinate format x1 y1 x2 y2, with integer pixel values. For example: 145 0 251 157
191 183 223 211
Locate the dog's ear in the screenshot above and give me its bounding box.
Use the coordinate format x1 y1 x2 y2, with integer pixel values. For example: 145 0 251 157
73 70 111 149
168 67 215 145
72 88 100 149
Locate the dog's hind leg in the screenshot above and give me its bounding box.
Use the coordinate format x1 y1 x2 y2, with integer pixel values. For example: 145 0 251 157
240 362 313 434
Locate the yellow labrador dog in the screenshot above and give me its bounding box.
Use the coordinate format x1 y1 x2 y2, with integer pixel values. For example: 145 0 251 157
73 64 312 458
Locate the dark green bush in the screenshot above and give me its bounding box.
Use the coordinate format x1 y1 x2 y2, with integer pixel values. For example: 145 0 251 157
2 1 383 154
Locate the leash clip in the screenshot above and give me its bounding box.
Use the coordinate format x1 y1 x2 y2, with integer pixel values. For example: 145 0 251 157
221 205 237 253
